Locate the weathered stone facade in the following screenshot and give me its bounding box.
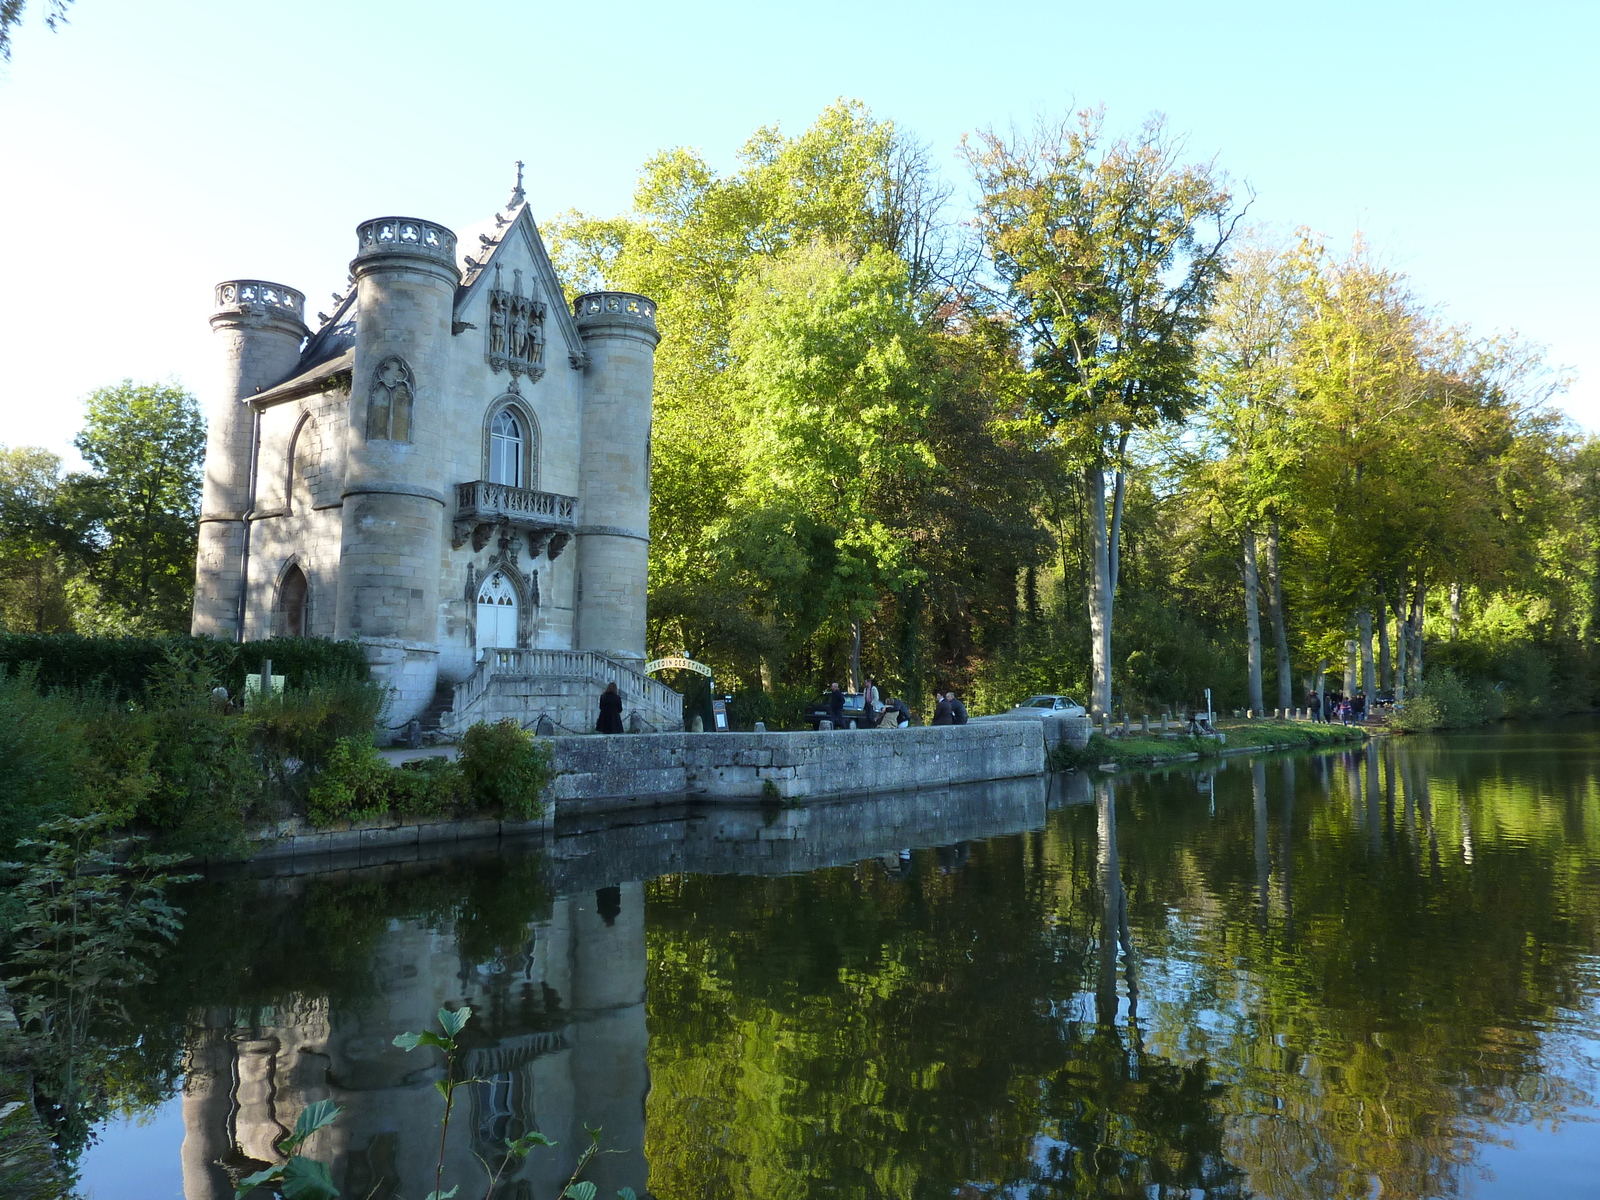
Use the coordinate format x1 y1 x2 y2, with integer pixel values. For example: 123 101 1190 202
192 181 670 734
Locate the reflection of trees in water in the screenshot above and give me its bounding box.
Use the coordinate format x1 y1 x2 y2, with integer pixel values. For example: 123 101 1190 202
643 735 1597 1199
642 779 1244 1198
1116 737 1598 1200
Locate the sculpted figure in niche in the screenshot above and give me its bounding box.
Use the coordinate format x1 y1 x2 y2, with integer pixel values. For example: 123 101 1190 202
489 294 508 355
510 304 529 362
367 356 415 442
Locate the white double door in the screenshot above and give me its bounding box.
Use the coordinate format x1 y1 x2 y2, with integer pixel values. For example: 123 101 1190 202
475 571 519 657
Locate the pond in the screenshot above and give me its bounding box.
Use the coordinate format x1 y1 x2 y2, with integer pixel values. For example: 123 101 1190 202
72 720 1600 1199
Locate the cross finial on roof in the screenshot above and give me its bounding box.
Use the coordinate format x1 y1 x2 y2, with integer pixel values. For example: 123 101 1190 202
508 159 526 209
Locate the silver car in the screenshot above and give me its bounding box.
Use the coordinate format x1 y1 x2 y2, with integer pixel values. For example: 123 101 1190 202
990 694 1088 719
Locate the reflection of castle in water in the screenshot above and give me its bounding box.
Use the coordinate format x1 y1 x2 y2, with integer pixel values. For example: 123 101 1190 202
175 774 1072 1198
179 885 649 1200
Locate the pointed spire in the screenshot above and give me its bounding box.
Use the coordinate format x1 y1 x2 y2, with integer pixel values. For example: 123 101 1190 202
507 159 526 209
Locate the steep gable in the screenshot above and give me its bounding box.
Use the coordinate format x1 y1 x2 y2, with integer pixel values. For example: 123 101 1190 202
453 201 585 371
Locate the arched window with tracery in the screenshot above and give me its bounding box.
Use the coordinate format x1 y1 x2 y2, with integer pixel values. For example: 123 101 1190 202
489 409 524 487
276 565 308 637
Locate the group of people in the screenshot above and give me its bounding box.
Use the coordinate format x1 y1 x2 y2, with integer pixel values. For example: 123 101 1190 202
822 679 966 729
1306 689 1367 725
825 679 913 728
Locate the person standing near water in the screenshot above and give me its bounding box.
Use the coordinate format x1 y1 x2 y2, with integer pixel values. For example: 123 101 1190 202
950 692 969 725
827 682 845 729
597 681 624 734
932 692 954 725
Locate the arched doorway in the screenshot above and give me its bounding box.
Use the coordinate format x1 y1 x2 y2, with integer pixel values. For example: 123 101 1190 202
475 570 518 657
276 565 307 637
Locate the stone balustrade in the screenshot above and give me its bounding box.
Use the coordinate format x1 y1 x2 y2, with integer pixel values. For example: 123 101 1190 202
214 279 305 320
572 291 658 330
452 480 577 553
355 216 458 265
447 648 683 730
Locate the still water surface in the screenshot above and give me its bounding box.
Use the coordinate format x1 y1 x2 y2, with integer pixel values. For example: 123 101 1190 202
79 722 1600 1198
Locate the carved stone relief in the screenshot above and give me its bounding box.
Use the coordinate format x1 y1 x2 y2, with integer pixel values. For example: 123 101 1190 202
485 264 546 382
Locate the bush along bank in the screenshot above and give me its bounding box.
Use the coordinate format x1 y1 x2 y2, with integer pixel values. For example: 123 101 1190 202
1050 719 1365 771
0 647 552 862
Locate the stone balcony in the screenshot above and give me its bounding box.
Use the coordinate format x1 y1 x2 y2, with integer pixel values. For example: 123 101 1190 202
452 480 577 558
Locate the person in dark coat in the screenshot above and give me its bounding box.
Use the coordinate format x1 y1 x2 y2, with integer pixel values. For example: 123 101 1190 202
882 696 912 727
950 692 968 725
596 681 625 734
932 693 954 725
826 682 845 729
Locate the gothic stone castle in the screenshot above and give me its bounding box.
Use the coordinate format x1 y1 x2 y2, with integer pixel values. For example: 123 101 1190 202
192 179 681 735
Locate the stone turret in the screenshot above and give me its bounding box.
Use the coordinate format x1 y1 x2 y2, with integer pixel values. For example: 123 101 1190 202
193 281 309 638
335 216 460 727
572 292 660 664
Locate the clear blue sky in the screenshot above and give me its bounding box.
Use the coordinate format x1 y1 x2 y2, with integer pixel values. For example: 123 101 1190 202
2 0 1595 464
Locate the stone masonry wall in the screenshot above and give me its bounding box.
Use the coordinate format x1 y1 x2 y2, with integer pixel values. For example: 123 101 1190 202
549 722 1046 806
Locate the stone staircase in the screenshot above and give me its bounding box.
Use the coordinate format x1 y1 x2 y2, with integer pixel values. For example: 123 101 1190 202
416 682 456 737
438 648 683 738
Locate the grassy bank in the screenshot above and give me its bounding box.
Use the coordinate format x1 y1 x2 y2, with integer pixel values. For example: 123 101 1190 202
1052 719 1365 770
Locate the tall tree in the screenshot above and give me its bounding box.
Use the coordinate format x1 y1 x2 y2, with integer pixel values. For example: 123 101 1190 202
965 110 1239 714
0 446 75 631
69 381 205 634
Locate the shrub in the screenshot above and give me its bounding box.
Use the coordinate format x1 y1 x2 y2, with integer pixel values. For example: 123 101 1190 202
459 720 551 820
0 668 89 852
1392 666 1491 732
307 738 396 825
0 633 368 702
248 672 387 812
306 740 467 826
136 650 257 856
395 756 468 817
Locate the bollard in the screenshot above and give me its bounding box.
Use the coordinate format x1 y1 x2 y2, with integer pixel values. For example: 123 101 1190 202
1162 712 1172 731
1141 714 1150 733
754 721 766 733
818 719 833 731
1122 713 1131 734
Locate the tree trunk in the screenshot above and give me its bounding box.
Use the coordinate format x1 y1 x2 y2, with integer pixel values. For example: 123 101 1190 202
1357 607 1375 699
850 619 862 693
1315 658 1327 718
1392 591 1409 704
1377 588 1392 692
1242 524 1264 714
1085 463 1112 715
1449 582 1461 640
1409 581 1425 692
1343 638 1357 696
1264 519 1292 711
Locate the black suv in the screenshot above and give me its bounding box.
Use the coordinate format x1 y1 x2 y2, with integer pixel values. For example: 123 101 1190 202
803 691 869 729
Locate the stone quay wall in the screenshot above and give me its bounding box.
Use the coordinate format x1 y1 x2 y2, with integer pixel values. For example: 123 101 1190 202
549 721 1047 807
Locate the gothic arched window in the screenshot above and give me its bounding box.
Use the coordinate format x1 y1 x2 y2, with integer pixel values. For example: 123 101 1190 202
489 410 523 487
367 356 414 442
276 565 308 637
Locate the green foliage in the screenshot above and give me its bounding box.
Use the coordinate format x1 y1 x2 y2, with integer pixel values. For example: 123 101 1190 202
306 740 465 827
726 683 814 731
66 381 206 633
459 720 551 820
0 632 368 702
0 446 75 634
234 1098 344 1199
250 674 388 810
1391 666 1500 732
